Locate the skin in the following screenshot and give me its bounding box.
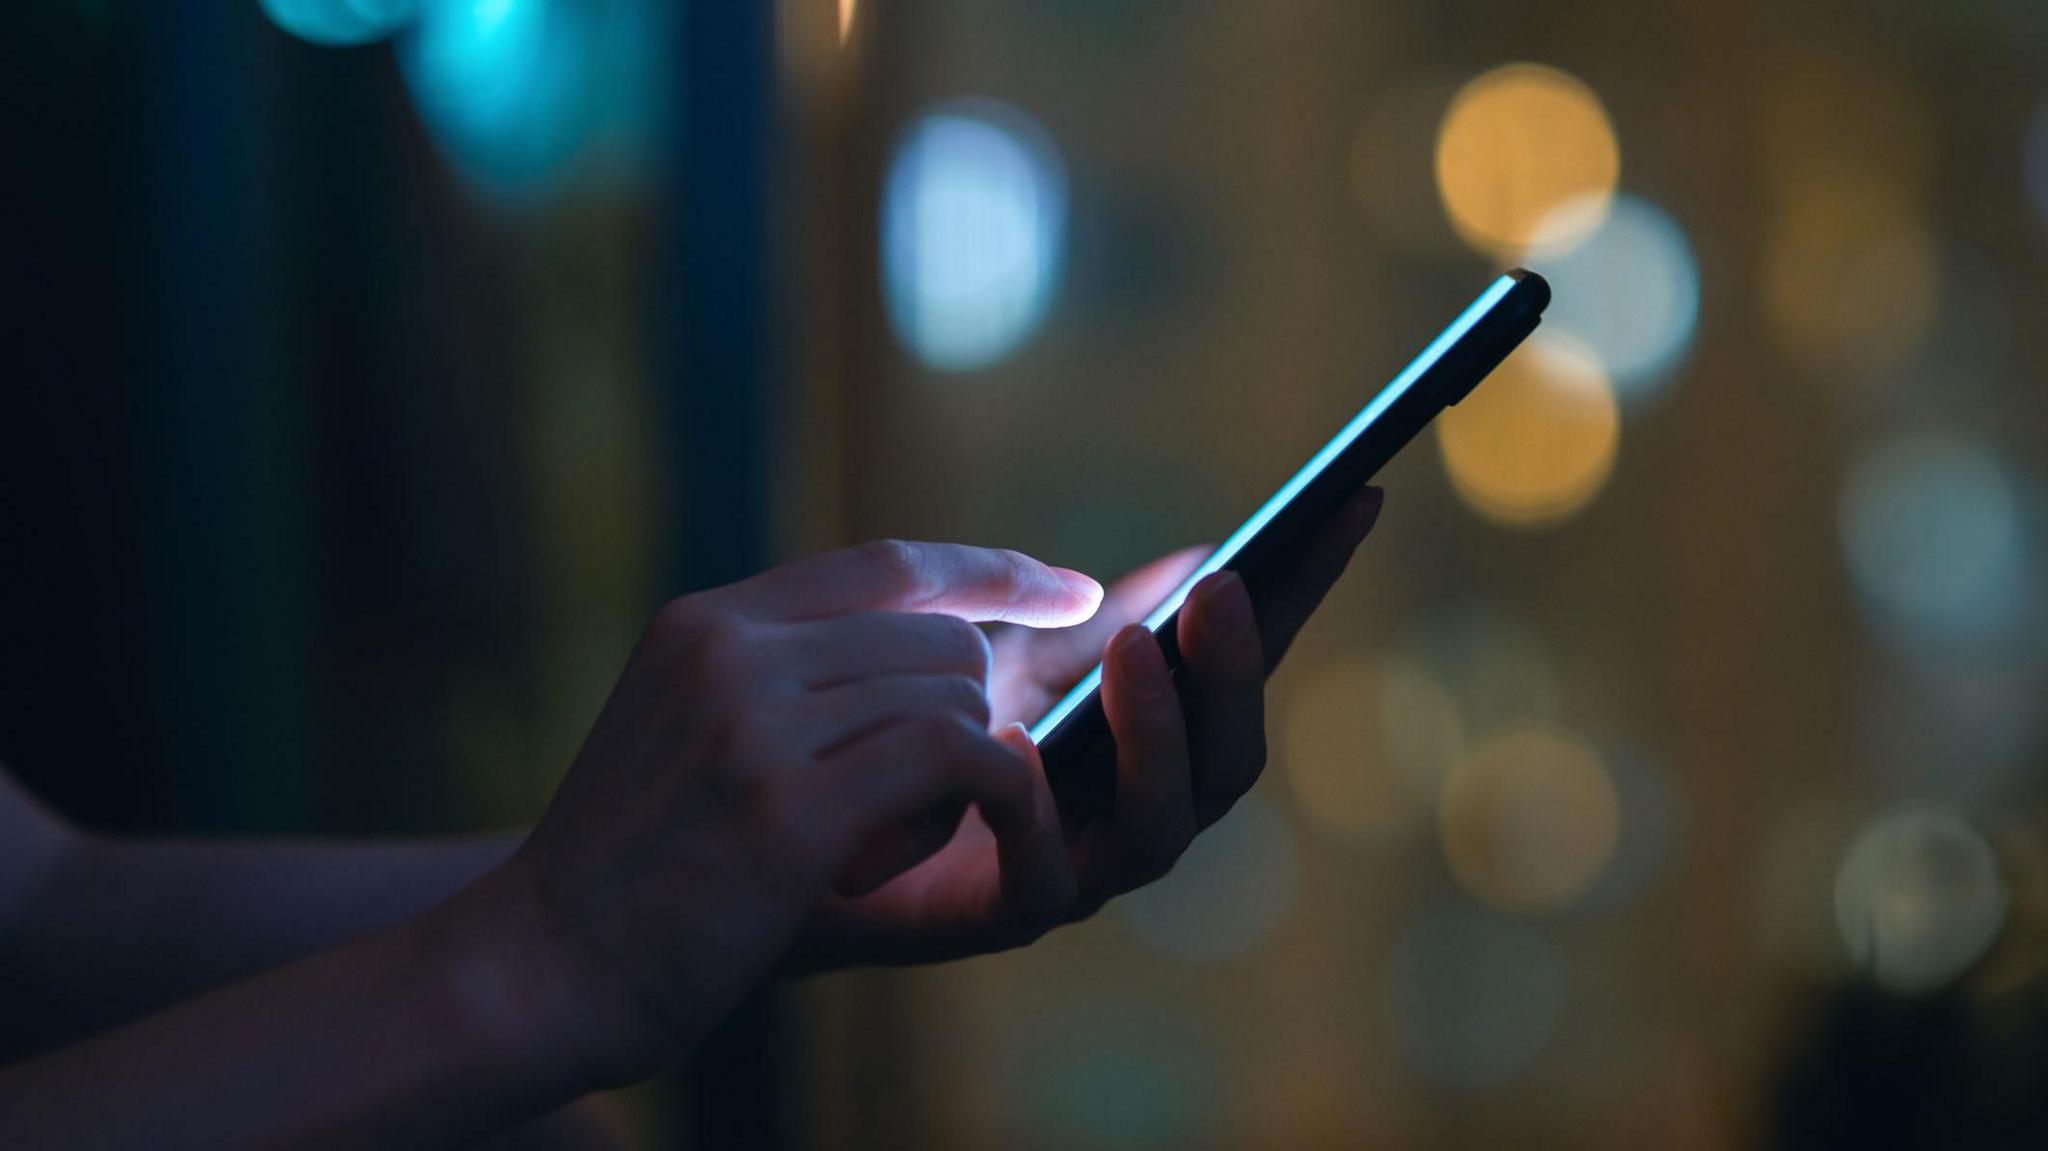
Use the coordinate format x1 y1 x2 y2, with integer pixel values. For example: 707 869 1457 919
0 486 1382 1148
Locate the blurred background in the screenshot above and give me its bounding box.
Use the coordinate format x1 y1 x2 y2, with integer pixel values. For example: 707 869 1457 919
6 0 2048 1147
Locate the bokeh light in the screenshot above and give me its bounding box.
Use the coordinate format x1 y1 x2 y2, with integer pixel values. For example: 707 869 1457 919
261 0 417 46
1838 433 2029 648
1282 651 1465 845
883 100 1068 371
1526 193 1700 402
398 0 661 197
1382 905 1562 1089
1118 793 1299 963
1439 724 1621 914
1434 63 1620 259
1437 335 1619 528
1835 805 2009 993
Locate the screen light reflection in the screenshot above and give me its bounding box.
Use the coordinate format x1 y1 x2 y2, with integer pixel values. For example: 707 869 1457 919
1029 275 1522 744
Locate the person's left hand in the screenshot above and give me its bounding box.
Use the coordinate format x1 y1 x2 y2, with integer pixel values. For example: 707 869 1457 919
782 486 1384 971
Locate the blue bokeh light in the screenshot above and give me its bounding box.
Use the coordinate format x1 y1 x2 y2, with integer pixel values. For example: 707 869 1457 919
1529 193 1700 404
397 0 660 199
882 101 1068 371
1840 433 2031 648
261 0 418 46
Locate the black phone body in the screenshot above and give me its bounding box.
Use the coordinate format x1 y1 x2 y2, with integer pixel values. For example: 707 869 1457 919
1031 269 1551 827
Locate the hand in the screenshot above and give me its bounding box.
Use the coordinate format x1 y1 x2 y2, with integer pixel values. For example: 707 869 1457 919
785 487 1385 970
439 541 1102 1087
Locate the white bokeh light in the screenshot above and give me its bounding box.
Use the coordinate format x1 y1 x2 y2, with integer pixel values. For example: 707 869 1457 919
883 101 1068 371
1526 193 1700 403
1835 805 2008 993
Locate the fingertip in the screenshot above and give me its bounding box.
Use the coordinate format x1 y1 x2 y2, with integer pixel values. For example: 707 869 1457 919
996 722 1064 841
1194 570 1255 637
994 721 1040 764
1108 623 1171 700
1052 567 1105 616
1184 571 1262 679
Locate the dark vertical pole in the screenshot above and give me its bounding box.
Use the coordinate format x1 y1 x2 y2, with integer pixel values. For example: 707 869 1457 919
668 2 789 1149
140 0 316 835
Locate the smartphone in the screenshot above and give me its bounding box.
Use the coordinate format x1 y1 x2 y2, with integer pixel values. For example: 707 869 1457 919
1030 268 1551 827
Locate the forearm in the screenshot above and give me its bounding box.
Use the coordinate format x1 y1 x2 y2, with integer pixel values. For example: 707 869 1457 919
0 886 600 1149
5 828 522 1052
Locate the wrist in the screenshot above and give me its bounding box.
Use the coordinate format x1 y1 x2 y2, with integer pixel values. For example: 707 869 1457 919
409 862 660 1095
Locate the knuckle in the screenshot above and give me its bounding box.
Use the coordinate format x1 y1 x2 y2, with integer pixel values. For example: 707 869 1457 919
686 618 758 683
708 702 782 768
932 615 994 679
991 549 1034 595
912 711 971 757
650 595 707 645
855 538 931 605
940 674 993 728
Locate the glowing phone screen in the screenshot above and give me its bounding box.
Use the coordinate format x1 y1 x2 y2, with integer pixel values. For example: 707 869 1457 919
1027 273 1521 744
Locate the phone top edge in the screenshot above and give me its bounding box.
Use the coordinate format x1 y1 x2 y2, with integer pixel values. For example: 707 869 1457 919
1027 272 1534 745
1504 266 1551 314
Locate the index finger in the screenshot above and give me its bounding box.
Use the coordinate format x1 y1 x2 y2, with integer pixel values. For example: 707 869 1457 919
717 539 1104 626
1000 545 1211 684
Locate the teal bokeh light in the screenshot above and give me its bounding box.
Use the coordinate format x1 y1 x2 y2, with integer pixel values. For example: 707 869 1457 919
883 100 1068 371
397 0 661 199
1840 433 2031 649
261 0 418 46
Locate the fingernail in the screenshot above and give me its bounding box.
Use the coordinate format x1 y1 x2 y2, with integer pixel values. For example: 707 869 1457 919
1115 626 1169 697
1201 571 1253 634
1053 567 1104 608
